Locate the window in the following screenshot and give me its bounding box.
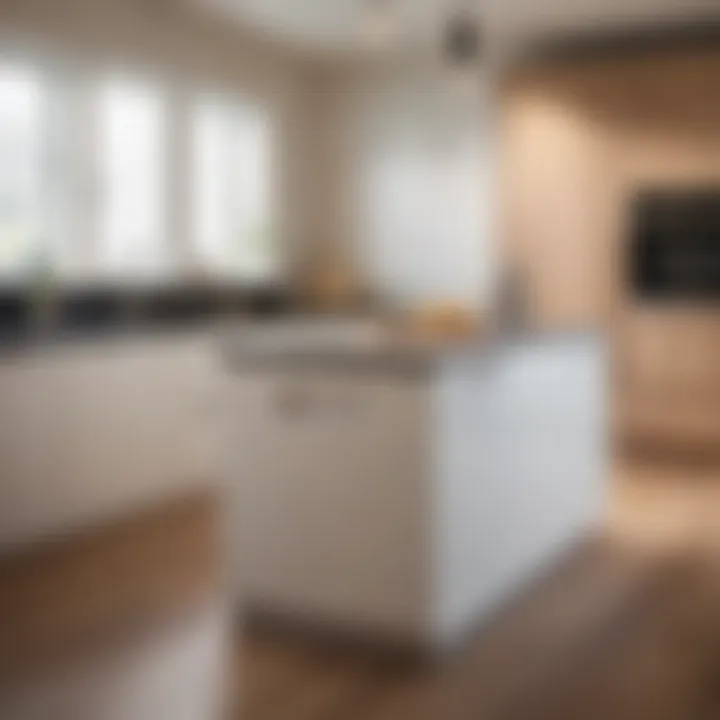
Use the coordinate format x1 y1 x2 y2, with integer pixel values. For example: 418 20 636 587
0 66 45 279
0 55 280 285
98 79 167 278
192 97 276 280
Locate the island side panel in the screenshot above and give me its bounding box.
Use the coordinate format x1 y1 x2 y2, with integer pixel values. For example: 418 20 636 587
432 337 607 647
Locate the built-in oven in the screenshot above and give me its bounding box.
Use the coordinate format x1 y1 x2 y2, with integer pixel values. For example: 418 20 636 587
630 188 720 302
622 188 720 454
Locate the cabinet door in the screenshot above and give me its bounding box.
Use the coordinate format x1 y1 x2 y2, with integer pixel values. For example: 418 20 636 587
0 336 220 546
231 371 430 636
0 358 68 544
59 338 222 520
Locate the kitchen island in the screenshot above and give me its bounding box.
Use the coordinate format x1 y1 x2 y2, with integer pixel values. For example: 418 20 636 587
226 324 607 651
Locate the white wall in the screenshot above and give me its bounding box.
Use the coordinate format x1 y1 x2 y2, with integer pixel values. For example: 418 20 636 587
346 61 497 310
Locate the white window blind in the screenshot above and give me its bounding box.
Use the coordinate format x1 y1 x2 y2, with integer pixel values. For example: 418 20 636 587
0 66 45 279
98 79 167 279
0 56 279 285
192 97 276 280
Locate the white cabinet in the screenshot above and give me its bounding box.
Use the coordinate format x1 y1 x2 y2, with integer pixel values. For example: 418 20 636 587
433 341 607 645
0 333 221 547
230 370 432 639
230 337 606 650
0 359 67 541
59 341 221 503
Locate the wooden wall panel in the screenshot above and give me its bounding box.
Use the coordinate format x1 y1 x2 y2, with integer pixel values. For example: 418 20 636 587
502 50 720 446
502 50 720 331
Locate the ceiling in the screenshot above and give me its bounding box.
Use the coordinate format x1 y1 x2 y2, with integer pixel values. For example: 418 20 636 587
196 0 720 56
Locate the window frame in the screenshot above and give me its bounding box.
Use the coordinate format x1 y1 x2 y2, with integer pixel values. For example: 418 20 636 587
0 45 282 289
189 88 278 283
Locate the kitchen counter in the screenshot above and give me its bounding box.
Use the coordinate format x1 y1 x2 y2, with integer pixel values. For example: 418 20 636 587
0 329 223 551
224 319 601 373
0 313 226 360
226 322 607 650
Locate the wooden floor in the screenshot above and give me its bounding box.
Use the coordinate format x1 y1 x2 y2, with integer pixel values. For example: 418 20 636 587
5 464 720 719
238 464 720 720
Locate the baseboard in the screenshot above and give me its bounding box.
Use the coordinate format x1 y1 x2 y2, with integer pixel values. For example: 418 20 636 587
432 531 610 657
240 602 438 668
238 533 608 667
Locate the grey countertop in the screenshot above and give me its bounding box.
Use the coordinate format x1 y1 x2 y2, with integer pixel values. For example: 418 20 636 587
0 321 220 363
0 315 602 370
223 320 603 376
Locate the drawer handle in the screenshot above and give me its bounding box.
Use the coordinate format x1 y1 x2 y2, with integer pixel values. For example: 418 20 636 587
275 384 359 419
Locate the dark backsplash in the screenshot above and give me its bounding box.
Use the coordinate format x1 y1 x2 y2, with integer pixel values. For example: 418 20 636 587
0 284 295 346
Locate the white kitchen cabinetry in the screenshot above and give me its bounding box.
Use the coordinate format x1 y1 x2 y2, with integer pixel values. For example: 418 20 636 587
230 371 432 640
229 334 606 650
0 333 221 547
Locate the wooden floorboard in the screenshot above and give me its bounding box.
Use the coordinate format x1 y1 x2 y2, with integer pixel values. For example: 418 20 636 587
237 546 720 720
4 461 720 719
0 488 221 686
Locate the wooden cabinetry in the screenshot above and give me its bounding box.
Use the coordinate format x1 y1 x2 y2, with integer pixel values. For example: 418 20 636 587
500 72 619 330
502 50 720 450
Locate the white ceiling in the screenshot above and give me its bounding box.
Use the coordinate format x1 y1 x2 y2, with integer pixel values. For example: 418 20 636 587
197 0 720 55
